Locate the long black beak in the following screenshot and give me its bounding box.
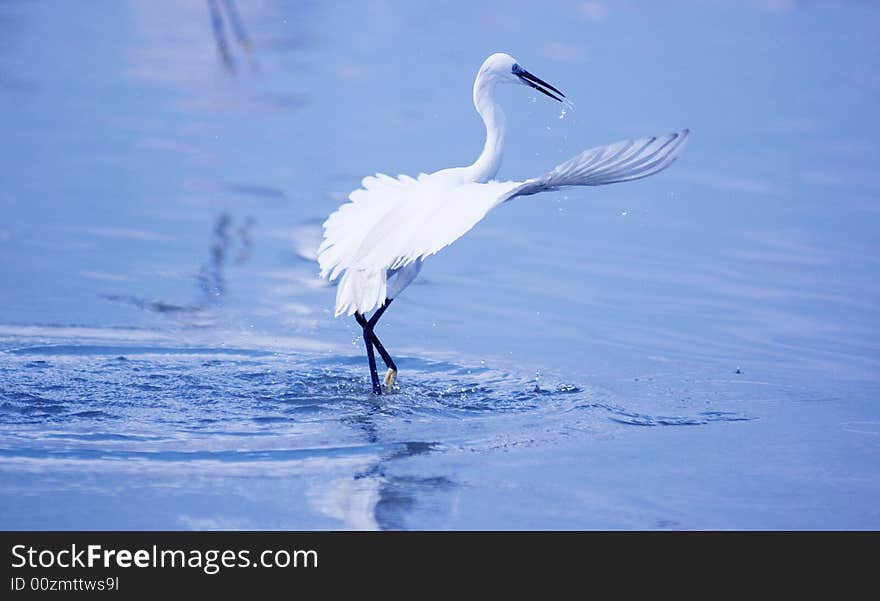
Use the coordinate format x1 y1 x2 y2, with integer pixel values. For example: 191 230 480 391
512 63 565 102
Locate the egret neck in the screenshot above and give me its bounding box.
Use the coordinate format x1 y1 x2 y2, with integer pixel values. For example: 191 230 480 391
466 74 506 184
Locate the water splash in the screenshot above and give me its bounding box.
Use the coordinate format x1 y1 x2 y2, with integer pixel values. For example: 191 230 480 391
0 334 756 529
559 98 575 119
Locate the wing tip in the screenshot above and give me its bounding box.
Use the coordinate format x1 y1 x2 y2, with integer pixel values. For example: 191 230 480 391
669 128 691 158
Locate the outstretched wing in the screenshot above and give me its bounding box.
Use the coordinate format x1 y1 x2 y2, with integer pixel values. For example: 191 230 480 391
318 173 419 282
318 171 520 315
504 129 689 201
320 129 689 316
353 177 522 273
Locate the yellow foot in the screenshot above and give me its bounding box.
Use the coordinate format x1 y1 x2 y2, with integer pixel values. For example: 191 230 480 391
383 368 397 393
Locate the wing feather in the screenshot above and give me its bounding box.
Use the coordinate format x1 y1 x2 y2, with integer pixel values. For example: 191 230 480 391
318 173 408 282
318 129 689 316
505 129 689 201
354 177 521 272
318 171 520 315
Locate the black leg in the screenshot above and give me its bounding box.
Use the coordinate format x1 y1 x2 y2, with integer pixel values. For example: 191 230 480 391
369 334 397 372
355 299 397 395
356 304 397 372
356 312 382 395
367 298 393 328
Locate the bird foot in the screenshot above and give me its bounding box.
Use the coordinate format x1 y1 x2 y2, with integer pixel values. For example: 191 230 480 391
383 368 398 393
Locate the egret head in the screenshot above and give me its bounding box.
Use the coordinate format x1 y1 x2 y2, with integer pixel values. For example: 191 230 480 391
478 53 565 102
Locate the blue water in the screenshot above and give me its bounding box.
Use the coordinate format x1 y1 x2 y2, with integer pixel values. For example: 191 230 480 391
1 0 878 529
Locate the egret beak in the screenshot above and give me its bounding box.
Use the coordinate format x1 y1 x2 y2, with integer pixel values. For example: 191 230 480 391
512 64 565 102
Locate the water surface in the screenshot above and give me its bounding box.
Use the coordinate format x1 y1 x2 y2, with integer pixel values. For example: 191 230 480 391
1 0 878 529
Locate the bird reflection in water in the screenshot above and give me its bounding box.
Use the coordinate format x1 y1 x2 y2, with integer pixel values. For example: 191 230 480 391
309 403 455 531
102 212 256 318
206 0 255 71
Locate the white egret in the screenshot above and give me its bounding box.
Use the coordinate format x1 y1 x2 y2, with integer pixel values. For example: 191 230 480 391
318 53 689 394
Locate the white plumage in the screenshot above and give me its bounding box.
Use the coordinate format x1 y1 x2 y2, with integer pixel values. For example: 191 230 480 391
318 53 688 318
319 172 522 316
